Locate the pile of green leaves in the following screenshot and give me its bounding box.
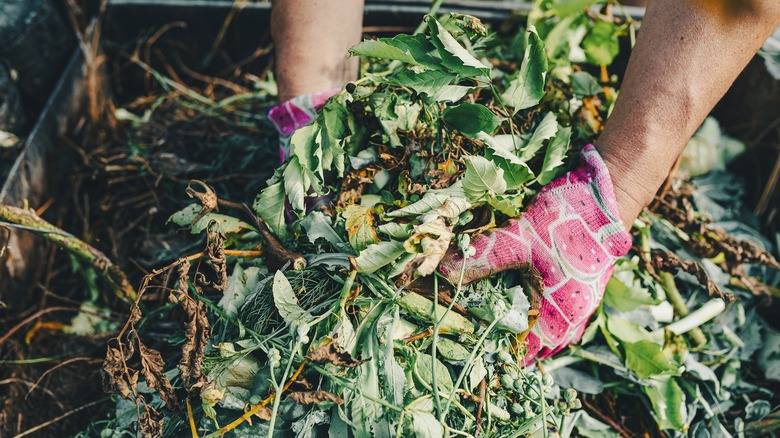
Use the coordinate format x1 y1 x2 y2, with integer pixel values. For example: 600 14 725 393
88 2 780 438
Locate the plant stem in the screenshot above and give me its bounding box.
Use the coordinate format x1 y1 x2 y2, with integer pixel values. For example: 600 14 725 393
0 205 136 300
659 272 707 347
268 338 302 436
653 298 726 338
431 274 443 420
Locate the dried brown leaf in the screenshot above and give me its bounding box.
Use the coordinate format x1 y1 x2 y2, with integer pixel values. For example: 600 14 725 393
102 344 138 399
288 390 344 405
138 407 164 438
169 259 211 389
307 340 366 368
206 224 228 292
254 406 273 421
139 342 178 411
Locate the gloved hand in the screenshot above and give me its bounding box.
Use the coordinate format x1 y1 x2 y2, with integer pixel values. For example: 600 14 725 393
439 145 632 361
268 89 339 162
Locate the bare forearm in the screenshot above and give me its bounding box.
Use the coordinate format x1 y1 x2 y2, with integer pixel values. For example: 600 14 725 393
597 0 780 228
271 0 364 102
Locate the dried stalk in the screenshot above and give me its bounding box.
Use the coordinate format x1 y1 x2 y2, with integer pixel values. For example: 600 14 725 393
0 205 135 300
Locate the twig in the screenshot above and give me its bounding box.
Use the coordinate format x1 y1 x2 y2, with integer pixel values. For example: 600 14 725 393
11 398 108 438
25 357 102 399
0 307 79 347
0 205 136 300
581 398 631 438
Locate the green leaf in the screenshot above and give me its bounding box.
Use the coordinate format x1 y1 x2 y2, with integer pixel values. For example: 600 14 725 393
409 411 444 438
272 271 313 325
443 103 503 137
388 70 473 103
536 126 571 185
283 157 309 213
387 182 471 218
300 211 344 245
398 292 474 334
427 17 490 78
571 71 602 96
253 182 287 239
549 0 595 17
501 27 547 114
355 240 406 274
479 132 534 190
520 111 559 162
319 96 350 175
582 20 620 66
378 222 413 239
624 340 681 379
643 376 688 431
342 205 380 252
415 353 454 391
487 193 526 217
436 338 471 363
606 316 652 344
463 156 507 201
604 276 655 312
168 204 253 235
349 33 438 67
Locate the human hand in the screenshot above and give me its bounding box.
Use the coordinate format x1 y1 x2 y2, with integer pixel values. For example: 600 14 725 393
439 145 632 360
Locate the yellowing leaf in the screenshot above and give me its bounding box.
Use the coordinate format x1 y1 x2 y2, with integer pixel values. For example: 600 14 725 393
342 205 379 252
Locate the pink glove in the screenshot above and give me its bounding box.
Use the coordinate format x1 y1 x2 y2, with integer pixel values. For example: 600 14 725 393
440 145 632 361
268 89 339 163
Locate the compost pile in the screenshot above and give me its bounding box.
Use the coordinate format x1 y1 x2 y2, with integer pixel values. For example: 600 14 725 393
82 4 780 438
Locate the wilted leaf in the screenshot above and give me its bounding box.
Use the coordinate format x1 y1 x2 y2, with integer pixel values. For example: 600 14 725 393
502 27 547 113
307 340 366 368
462 156 507 201
443 103 503 137
399 217 454 283
169 204 253 235
342 205 380 252
170 261 211 389
355 240 406 274
139 342 178 411
289 390 344 405
272 271 313 325
138 408 164 438
102 345 138 399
